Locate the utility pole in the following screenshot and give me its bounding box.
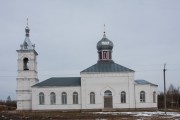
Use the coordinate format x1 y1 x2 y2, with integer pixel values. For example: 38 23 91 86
176 87 180 109
164 63 167 114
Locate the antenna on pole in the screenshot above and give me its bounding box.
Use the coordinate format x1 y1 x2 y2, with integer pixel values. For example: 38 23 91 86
164 63 167 114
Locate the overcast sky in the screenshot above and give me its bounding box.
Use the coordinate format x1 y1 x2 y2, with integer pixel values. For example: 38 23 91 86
0 0 180 100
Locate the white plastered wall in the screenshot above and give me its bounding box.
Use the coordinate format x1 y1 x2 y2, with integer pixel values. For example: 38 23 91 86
134 84 158 108
16 50 39 110
80 72 135 109
32 86 81 110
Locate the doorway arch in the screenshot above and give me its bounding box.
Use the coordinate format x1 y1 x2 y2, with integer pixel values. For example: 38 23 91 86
104 90 113 108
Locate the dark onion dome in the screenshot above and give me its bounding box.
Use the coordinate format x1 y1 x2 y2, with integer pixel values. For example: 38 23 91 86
97 33 113 51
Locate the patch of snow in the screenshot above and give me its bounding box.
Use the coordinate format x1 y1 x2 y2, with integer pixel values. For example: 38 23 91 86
94 111 180 117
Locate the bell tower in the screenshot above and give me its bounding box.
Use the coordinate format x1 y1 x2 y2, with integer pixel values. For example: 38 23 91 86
16 21 39 110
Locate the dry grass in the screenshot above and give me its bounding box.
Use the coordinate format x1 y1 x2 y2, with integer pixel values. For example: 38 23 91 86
0 110 180 120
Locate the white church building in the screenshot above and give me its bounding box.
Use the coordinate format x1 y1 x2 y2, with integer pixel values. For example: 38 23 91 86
16 25 158 111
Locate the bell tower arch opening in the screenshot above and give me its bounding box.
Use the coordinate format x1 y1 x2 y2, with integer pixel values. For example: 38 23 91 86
23 57 29 70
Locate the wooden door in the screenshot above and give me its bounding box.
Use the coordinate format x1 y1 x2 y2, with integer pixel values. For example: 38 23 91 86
104 96 113 108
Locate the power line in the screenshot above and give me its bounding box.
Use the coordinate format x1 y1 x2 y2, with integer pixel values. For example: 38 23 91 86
0 68 180 77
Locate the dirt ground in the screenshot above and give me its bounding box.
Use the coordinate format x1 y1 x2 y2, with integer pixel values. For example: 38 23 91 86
0 110 180 120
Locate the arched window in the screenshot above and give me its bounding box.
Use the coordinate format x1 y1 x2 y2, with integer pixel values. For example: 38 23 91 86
153 91 156 103
39 92 44 105
104 90 112 96
121 91 126 103
140 91 145 102
50 92 56 105
90 92 95 104
62 92 67 104
23 57 29 70
73 92 78 104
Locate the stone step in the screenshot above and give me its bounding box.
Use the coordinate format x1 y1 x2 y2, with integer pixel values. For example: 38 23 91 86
102 108 116 112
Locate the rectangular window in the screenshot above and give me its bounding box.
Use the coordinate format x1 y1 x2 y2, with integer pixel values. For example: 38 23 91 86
103 51 107 59
153 92 156 103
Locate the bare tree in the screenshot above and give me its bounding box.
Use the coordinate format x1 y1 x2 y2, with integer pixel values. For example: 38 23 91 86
6 96 11 102
158 84 180 109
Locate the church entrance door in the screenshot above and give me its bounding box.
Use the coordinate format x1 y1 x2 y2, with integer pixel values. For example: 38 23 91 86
104 90 113 108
